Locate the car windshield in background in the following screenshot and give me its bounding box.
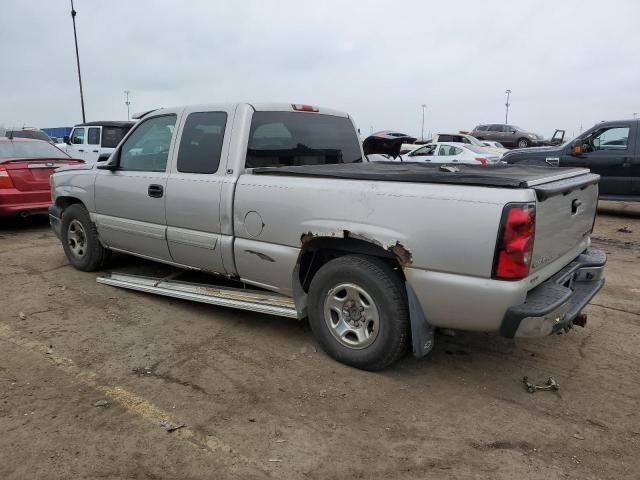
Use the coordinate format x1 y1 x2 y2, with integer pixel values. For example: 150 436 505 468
0 140 70 159
7 130 52 142
102 126 131 148
465 145 490 154
246 112 362 168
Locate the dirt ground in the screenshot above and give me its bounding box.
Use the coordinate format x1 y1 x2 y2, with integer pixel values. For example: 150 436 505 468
1 201 639 480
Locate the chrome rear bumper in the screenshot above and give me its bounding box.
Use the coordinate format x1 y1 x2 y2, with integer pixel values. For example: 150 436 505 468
501 248 606 338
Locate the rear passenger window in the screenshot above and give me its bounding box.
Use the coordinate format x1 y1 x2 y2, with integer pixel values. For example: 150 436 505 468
102 126 130 148
177 112 227 174
245 112 362 168
88 127 100 145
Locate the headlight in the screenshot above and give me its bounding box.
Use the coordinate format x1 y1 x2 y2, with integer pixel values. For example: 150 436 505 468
527 133 536 139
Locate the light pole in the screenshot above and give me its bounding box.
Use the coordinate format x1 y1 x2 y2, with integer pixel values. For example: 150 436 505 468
70 0 86 123
124 90 131 120
634 112 638 119
504 89 511 124
421 104 427 142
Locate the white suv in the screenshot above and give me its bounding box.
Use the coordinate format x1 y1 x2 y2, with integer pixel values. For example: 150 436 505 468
64 121 135 164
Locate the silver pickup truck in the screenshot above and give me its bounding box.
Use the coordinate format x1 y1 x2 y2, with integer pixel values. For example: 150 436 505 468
48 103 606 370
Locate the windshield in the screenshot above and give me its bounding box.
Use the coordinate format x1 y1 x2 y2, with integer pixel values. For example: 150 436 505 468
466 136 485 147
0 141 70 159
7 130 52 142
464 145 490 154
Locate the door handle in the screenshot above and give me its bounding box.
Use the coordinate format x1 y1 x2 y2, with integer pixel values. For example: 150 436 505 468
92 149 99 153
78 149 85 152
148 184 164 198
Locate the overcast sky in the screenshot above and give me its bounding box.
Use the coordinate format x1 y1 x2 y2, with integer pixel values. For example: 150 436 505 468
1 0 639 139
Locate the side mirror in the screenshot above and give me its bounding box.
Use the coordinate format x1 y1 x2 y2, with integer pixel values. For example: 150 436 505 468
571 142 582 155
97 162 118 171
63 135 71 145
97 153 111 162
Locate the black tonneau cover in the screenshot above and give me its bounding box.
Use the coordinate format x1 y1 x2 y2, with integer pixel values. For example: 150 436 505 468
251 162 593 190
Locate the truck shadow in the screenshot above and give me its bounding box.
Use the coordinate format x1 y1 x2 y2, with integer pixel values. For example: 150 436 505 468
0 213 50 232
597 200 640 218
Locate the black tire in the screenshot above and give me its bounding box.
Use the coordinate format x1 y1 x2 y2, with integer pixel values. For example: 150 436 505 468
517 138 530 148
60 203 110 271
307 255 410 371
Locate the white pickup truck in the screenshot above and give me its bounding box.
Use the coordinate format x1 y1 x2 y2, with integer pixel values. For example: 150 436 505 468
48 103 606 370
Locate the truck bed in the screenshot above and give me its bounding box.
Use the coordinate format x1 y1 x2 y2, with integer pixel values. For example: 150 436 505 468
252 162 595 191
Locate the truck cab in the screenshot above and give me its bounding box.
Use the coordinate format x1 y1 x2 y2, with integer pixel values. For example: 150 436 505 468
503 119 640 200
64 121 135 164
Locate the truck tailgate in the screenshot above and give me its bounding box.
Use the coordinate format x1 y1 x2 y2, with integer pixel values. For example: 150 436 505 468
529 174 599 274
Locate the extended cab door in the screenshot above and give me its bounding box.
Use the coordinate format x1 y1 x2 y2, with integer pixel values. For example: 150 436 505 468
164 107 235 275
94 113 179 261
563 123 633 196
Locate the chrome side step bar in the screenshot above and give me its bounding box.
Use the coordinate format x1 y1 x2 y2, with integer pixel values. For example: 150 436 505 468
97 273 299 318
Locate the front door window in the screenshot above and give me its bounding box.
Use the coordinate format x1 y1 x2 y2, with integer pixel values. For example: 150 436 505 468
119 115 177 172
587 127 630 152
71 128 85 145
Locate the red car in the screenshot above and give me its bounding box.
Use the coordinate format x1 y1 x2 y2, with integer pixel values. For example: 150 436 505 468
0 137 84 217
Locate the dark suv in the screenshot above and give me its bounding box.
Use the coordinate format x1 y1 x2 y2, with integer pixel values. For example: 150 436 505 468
503 119 640 201
471 124 546 148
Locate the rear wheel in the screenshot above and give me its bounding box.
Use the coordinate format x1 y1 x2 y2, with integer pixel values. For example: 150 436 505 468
61 204 110 271
517 138 530 148
307 255 410 371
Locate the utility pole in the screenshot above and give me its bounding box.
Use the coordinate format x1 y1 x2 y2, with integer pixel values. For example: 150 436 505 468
504 89 511 124
421 104 427 142
70 0 86 123
124 90 131 120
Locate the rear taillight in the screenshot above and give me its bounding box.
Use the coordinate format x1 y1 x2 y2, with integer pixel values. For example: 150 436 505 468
474 157 488 165
292 104 319 112
0 167 15 189
493 203 536 280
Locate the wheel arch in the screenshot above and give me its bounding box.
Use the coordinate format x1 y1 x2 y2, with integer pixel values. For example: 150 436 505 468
296 234 410 294
55 195 85 212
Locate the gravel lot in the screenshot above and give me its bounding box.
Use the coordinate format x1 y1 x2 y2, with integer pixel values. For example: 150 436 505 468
1 201 639 479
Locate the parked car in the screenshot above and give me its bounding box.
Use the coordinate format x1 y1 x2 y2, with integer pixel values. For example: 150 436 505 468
471 124 547 148
63 121 135 164
402 142 502 164
433 133 508 157
0 137 83 217
503 119 640 201
49 102 605 370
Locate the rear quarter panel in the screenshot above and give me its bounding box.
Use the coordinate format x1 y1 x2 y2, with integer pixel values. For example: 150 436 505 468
233 174 536 294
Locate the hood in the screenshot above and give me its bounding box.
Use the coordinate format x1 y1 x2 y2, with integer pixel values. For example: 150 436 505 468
481 146 508 157
363 131 416 159
506 145 562 155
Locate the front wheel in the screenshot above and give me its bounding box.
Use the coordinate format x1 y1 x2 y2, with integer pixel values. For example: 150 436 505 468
61 204 110 271
517 138 530 148
307 255 410 370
